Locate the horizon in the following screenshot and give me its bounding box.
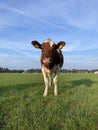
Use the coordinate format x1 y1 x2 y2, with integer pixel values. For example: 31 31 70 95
0 67 98 71
0 0 98 70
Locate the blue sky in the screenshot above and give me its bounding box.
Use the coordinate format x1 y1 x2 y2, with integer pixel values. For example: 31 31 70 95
0 0 98 70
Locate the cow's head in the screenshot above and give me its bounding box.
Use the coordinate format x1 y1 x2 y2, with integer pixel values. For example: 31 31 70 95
31 38 66 65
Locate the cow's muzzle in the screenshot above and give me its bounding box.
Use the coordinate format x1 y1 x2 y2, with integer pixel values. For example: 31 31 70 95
42 57 53 64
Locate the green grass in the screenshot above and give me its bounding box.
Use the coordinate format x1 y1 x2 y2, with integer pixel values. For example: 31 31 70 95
0 73 98 130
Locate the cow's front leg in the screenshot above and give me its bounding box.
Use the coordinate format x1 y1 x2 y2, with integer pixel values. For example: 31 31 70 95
43 75 49 97
42 69 49 97
48 73 52 87
53 74 58 96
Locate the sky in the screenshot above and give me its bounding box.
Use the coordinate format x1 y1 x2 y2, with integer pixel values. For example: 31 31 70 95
0 0 98 70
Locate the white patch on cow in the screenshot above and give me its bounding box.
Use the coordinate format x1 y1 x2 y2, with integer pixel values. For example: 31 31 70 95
44 38 54 47
49 40 54 47
42 65 51 74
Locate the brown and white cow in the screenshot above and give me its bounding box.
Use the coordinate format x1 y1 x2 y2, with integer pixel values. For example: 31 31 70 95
31 38 66 96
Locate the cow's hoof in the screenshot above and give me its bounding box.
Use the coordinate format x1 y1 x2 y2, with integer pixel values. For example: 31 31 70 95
43 94 47 97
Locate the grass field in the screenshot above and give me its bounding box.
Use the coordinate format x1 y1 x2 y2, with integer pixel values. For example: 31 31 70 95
0 73 98 130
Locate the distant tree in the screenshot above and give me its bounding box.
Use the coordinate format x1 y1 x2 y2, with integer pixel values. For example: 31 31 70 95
26 68 41 73
0 67 24 73
0 67 10 73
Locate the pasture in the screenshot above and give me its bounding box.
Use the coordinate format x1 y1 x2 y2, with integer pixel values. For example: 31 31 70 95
0 73 98 130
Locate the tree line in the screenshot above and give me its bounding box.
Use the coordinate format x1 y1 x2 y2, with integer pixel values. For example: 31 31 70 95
0 67 98 73
0 67 24 73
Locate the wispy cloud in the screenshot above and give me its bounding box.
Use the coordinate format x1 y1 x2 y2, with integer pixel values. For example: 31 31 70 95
0 41 40 69
0 40 27 50
0 39 40 59
0 2 67 30
0 3 27 16
1 0 98 31
61 0 98 30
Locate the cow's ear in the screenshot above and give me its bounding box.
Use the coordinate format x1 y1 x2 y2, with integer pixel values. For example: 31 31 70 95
31 41 42 49
57 41 66 49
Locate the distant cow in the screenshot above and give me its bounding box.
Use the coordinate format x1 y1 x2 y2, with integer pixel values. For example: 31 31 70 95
94 71 98 75
31 38 66 96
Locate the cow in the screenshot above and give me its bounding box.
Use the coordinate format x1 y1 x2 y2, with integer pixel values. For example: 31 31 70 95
31 38 66 96
94 71 98 75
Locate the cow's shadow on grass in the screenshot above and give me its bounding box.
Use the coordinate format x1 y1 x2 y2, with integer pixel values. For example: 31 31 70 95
65 79 97 89
70 79 94 87
59 79 97 95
